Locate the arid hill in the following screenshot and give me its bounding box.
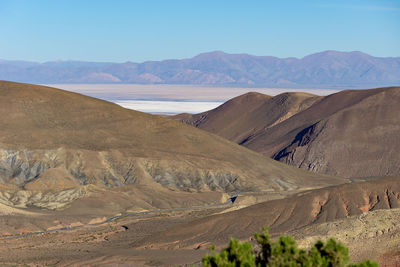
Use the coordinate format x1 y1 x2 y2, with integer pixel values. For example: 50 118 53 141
0 81 346 212
138 176 400 250
174 91 320 144
175 87 400 178
2 81 397 266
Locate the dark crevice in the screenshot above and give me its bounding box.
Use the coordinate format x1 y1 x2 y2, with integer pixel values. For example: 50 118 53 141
273 122 320 161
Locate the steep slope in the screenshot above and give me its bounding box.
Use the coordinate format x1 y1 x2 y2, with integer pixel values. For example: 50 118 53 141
177 87 400 178
174 92 320 144
0 81 346 211
249 87 400 178
138 176 400 249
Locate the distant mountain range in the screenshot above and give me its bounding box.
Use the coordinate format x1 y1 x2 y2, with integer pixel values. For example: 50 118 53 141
1 51 399 88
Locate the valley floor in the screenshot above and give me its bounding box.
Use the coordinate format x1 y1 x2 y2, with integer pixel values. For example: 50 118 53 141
1 197 399 266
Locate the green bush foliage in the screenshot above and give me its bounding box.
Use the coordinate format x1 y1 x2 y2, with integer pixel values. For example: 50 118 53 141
202 228 378 267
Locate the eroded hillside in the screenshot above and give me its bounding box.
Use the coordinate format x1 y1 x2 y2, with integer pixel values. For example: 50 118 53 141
0 81 346 211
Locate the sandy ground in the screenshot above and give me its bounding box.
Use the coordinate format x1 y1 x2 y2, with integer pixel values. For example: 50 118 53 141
1 207 398 266
0 208 224 266
0 191 293 266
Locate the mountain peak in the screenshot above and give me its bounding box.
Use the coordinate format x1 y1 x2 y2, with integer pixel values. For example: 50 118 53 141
193 50 228 59
1 51 399 87
303 50 372 59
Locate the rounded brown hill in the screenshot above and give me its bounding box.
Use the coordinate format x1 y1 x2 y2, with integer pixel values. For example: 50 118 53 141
251 87 400 178
173 91 321 145
0 81 346 211
176 87 400 178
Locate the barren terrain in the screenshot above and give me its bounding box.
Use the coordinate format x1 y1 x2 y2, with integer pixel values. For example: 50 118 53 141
0 81 347 211
0 177 399 266
0 81 399 266
176 87 400 178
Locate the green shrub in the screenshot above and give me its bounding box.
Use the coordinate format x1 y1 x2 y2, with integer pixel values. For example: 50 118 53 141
202 239 255 267
202 228 378 267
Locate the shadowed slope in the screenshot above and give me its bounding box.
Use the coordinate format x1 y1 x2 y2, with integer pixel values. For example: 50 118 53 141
251 87 400 178
176 87 400 178
0 81 346 211
174 92 320 144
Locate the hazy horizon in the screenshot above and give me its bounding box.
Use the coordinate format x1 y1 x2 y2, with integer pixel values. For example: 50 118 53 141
48 84 340 114
1 49 399 64
1 0 399 62
49 84 340 100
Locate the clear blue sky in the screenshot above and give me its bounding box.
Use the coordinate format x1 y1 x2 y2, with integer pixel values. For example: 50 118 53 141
0 0 399 62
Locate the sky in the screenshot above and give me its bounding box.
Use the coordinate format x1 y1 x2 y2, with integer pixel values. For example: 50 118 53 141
0 0 399 62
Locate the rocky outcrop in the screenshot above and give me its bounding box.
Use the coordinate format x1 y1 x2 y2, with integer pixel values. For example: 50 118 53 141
0 187 87 209
0 150 54 186
0 148 254 209
0 148 250 191
144 162 243 192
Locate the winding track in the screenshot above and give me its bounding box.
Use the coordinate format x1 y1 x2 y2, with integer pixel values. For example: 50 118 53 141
0 200 235 242
0 189 296 242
